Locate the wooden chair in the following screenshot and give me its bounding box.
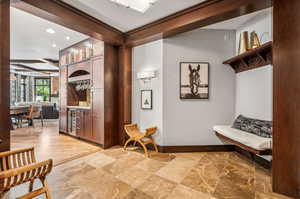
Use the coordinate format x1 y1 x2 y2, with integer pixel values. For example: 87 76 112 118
0 147 53 199
20 106 44 128
124 124 158 157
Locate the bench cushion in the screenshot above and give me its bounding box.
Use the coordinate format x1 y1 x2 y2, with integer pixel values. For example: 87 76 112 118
232 115 272 138
213 125 272 150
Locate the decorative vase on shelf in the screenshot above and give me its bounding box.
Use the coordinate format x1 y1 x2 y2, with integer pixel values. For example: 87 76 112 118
238 31 249 55
250 31 261 49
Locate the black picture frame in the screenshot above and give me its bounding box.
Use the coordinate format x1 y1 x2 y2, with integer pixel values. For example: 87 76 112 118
141 90 153 110
180 62 210 99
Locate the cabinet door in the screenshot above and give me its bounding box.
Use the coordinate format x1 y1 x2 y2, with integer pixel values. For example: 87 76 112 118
92 116 104 144
92 57 104 89
76 110 82 137
59 66 67 133
83 110 93 141
92 88 104 144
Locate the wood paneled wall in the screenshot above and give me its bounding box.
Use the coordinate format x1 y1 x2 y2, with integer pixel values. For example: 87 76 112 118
273 1 300 198
0 0 10 152
117 46 132 145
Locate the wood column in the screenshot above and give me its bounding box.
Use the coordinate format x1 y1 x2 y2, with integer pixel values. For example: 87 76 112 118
0 0 10 152
273 0 300 198
117 46 132 145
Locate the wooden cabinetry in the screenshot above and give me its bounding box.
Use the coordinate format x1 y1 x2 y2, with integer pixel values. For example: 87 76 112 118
59 38 119 148
59 65 67 133
75 109 92 141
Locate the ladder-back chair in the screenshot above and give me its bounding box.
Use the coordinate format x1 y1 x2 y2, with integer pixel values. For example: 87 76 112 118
0 147 53 199
20 105 44 128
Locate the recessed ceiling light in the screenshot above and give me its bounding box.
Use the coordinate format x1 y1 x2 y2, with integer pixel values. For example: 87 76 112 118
110 0 157 13
66 36 70 40
46 28 56 34
52 44 57 48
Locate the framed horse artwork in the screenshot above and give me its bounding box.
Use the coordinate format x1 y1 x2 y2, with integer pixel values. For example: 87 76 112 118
180 62 209 99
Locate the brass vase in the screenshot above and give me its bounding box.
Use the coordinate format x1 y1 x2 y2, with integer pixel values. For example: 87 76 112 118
250 31 261 49
238 31 249 55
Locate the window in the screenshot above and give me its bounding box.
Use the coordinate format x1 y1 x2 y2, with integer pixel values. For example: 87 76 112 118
20 76 27 102
35 78 51 102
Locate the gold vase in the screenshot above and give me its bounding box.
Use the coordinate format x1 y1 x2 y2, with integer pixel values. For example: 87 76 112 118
250 31 261 49
238 31 249 55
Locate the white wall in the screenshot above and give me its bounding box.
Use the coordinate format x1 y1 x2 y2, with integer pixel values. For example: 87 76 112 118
132 40 164 145
132 11 272 146
162 29 236 145
235 10 273 120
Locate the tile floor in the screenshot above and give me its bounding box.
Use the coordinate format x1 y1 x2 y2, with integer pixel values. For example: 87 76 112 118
4 146 293 199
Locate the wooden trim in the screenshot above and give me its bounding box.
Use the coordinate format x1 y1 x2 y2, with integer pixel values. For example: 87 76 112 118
223 41 273 73
235 147 272 170
11 0 124 45
125 0 272 46
10 59 46 64
117 46 132 145
59 131 104 148
0 0 10 152
157 145 235 153
215 132 272 155
273 0 300 197
11 64 59 72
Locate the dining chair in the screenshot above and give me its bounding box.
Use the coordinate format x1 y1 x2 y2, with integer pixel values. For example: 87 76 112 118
20 105 44 128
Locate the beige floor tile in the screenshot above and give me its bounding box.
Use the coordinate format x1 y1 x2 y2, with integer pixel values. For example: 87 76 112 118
6 124 294 199
181 153 227 194
116 167 152 188
212 162 255 199
82 168 133 199
135 158 167 173
173 152 206 161
85 152 116 168
122 189 154 199
167 184 214 199
156 157 198 183
148 152 176 162
103 153 145 176
137 175 177 199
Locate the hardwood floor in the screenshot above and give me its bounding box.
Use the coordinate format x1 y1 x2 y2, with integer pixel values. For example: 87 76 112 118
10 120 101 166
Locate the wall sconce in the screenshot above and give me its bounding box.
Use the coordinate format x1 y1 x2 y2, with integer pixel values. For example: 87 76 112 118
137 70 157 83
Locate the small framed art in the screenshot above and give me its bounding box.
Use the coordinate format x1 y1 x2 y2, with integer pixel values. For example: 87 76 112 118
141 90 152 110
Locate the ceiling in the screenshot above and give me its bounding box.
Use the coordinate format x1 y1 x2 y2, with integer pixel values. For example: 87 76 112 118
61 0 207 32
11 7 88 76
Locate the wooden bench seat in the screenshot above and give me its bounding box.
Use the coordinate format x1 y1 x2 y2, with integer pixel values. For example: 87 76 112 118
214 125 272 155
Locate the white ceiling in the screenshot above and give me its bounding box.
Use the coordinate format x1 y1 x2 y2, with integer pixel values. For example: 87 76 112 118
11 7 88 61
61 0 207 32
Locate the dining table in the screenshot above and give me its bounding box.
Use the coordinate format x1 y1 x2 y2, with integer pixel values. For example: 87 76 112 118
10 106 30 130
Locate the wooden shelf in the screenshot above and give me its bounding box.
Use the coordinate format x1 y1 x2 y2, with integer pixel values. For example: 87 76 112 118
223 41 272 73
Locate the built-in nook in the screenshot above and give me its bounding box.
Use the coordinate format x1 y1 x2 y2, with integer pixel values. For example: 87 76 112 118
59 38 118 148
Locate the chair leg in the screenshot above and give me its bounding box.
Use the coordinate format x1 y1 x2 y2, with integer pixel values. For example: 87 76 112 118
133 141 137 147
40 177 52 199
41 117 44 127
124 138 133 151
137 140 149 157
152 143 159 153
29 180 34 192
